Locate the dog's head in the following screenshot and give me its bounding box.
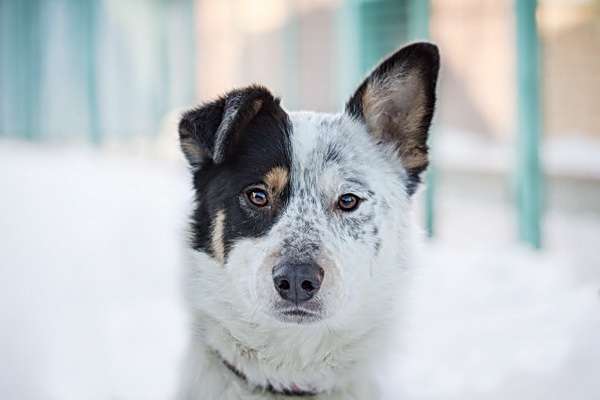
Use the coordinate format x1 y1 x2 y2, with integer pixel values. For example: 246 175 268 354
180 43 439 327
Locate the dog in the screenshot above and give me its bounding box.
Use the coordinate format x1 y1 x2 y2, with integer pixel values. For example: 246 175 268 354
176 42 439 399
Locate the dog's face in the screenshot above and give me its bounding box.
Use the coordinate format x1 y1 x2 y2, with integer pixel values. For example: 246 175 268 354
180 43 439 327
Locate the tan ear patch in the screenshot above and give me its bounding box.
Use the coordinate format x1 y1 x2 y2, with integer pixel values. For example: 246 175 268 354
361 72 429 171
211 209 226 264
264 166 289 196
180 137 210 166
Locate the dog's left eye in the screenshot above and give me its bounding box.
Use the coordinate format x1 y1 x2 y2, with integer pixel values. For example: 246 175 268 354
337 193 361 212
245 187 269 207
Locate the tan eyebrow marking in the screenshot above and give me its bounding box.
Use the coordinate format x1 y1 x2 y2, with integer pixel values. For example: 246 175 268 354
264 166 289 196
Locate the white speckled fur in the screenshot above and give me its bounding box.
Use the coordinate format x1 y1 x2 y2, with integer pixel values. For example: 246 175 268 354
177 110 417 400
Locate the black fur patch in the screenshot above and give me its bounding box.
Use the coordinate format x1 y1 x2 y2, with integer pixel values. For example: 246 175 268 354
179 86 292 261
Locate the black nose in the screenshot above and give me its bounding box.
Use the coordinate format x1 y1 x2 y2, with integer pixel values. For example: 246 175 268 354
272 262 324 304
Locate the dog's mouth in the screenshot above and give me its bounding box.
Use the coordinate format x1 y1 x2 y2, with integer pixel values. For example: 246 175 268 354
276 305 322 324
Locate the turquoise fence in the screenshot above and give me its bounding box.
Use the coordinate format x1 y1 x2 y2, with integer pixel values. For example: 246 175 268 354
515 0 543 248
0 0 197 143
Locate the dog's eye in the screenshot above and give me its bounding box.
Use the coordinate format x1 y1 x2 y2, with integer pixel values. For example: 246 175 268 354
245 188 269 207
337 193 361 212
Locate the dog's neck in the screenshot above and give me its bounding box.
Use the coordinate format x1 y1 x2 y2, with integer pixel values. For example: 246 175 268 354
196 311 383 396
217 349 320 397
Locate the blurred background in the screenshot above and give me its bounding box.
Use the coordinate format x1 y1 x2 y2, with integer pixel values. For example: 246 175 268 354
1 0 599 399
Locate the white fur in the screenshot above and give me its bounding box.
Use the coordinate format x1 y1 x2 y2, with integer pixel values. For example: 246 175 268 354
177 111 417 399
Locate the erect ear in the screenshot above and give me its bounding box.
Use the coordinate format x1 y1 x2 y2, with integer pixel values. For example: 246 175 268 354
179 85 283 169
346 42 440 195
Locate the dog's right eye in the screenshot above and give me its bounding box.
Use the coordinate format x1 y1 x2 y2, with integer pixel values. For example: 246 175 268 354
338 193 361 212
245 188 269 208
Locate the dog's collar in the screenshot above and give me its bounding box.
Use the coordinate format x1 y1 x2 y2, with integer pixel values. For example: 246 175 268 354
218 352 319 397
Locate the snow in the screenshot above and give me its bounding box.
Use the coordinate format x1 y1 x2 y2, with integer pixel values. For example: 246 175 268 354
435 129 600 180
1 140 599 400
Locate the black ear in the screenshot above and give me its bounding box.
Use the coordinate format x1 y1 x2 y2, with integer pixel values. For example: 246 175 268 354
179 85 282 169
346 42 440 194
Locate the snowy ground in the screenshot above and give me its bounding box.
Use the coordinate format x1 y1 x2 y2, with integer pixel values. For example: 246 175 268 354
1 141 599 400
